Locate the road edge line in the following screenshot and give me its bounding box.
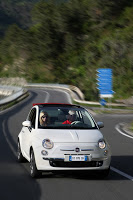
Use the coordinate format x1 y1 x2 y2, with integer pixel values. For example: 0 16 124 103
115 124 133 139
111 166 133 181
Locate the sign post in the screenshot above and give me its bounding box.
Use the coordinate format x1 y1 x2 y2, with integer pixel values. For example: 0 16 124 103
96 68 114 109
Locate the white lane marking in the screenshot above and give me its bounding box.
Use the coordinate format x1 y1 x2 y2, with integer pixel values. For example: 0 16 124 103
56 89 72 104
2 119 33 175
43 91 50 103
2 120 17 157
42 89 72 104
61 90 72 104
111 166 133 181
115 124 133 139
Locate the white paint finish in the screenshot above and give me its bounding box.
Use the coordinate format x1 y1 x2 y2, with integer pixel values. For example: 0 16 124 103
34 129 103 143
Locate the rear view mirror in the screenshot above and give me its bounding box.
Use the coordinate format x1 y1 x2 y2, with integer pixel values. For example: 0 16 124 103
97 122 104 129
22 120 31 127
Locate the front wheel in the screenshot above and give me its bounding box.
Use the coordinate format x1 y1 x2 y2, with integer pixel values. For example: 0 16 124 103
30 150 42 178
17 141 26 162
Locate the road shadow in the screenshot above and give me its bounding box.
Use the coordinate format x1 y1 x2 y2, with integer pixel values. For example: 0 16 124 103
0 120 41 200
38 155 133 181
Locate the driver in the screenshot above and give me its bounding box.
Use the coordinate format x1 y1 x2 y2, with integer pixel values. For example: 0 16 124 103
62 110 76 124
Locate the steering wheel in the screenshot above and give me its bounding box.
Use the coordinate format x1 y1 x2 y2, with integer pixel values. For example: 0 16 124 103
71 121 82 125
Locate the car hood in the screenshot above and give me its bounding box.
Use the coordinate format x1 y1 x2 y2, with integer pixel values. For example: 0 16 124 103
35 129 103 143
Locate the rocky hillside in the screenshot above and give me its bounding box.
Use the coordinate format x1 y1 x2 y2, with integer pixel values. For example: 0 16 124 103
0 0 39 35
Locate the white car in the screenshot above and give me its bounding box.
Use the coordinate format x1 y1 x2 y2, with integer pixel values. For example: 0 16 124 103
18 103 111 178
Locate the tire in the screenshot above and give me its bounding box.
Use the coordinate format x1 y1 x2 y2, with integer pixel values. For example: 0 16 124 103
17 141 26 163
30 150 42 178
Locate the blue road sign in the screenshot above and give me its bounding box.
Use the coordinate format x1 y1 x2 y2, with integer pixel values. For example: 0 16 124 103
97 71 112 75
97 69 112 76
99 90 114 95
97 74 112 78
97 78 112 83
97 82 112 87
100 99 107 106
96 68 114 97
97 87 112 91
97 68 112 73
97 87 112 90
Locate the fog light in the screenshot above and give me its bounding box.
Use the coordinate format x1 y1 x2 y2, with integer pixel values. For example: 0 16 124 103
41 150 48 156
104 150 108 156
96 161 103 167
98 161 103 166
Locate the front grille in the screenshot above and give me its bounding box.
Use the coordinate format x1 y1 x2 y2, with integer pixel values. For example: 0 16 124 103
49 161 103 168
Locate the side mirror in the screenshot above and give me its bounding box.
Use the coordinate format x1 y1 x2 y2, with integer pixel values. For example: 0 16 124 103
22 120 31 127
97 122 104 129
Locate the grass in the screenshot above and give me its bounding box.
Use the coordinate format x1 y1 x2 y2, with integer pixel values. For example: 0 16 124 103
72 100 133 114
129 121 133 132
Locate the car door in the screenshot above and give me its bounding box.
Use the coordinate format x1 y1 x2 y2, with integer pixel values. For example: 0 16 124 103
23 107 37 158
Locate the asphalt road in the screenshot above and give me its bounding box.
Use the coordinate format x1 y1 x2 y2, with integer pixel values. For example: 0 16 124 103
0 88 133 200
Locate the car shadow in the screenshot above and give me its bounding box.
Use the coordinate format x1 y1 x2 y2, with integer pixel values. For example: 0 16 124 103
39 155 133 181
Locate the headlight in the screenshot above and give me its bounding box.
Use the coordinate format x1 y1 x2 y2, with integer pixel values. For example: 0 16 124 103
98 139 106 149
42 139 54 149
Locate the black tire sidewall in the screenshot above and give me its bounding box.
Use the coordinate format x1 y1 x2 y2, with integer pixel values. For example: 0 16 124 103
17 141 25 162
30 150 41 178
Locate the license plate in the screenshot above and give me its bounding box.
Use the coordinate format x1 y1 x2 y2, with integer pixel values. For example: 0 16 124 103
69 155 87 161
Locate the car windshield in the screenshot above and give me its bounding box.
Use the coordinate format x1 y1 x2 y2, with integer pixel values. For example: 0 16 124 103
38 105 97 129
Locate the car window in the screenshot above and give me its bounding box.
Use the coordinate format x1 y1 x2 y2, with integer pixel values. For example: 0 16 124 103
38 106 97 129
27 108 36 129
81 110 95 127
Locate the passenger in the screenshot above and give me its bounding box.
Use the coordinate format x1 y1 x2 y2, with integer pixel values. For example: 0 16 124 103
62 110 76 124
39 111 49 126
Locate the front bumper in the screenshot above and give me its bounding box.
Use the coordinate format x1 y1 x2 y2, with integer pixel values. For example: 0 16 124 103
43 157 104 168
37 159 110 171
35 153 111 171
34 143 111 171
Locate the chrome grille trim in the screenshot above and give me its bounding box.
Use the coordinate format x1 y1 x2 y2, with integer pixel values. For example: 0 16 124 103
60 149 94 151
60 149 75 151
81 149 94 151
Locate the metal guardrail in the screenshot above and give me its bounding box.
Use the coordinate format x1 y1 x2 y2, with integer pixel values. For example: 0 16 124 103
0 85 26 106
0 83 129 108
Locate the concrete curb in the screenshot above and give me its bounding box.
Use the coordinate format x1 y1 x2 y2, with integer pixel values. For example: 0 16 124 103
119 123 133 137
